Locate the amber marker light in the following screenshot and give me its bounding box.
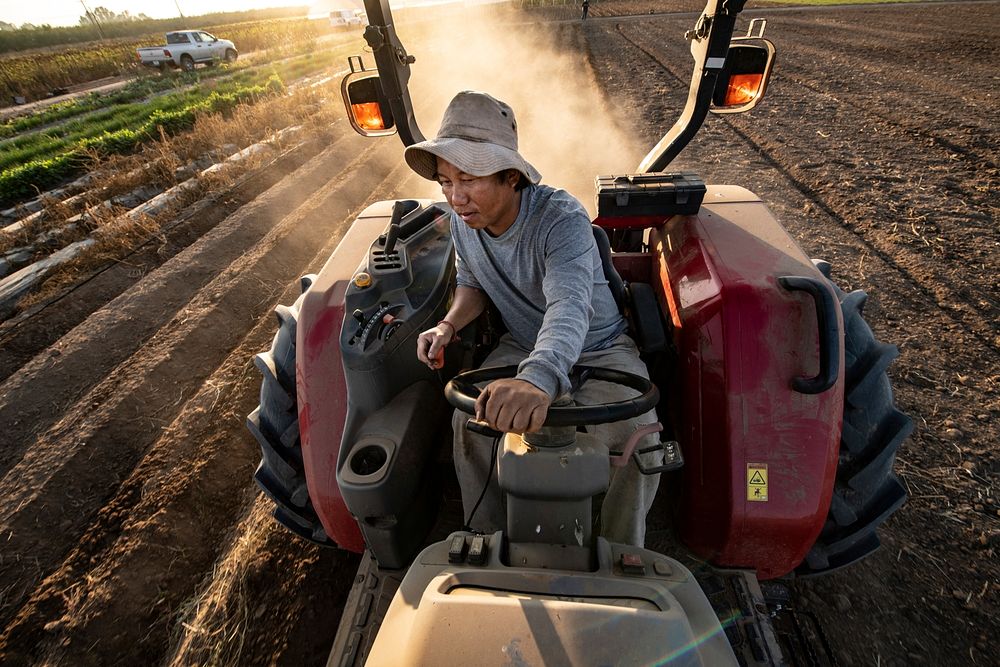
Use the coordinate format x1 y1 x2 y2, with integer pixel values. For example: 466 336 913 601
352 102 385 130
724 73 764 106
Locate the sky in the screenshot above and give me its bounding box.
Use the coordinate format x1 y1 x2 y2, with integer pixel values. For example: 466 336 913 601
0 0 311 28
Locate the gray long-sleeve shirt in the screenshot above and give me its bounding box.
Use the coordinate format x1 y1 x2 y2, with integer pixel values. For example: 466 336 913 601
452 183 626 397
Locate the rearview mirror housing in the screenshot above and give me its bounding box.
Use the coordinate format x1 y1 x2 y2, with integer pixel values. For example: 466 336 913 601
710 39 775 114
341 68 396 137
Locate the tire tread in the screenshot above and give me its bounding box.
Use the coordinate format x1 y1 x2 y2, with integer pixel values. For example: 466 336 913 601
798 275 911 576
247 275 334 547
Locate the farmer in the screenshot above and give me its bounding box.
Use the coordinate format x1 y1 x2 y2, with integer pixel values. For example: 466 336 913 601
582 0 590 20
409 91 661 547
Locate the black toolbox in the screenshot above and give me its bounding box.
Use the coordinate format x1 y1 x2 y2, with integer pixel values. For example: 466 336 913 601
596 172 706 218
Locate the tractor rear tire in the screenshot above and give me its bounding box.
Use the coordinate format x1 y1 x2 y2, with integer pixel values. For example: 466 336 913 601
798 261 912 575
246 275 336 547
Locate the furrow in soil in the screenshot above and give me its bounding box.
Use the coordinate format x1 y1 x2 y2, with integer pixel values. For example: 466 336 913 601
585 9 999 665
0 135 331 384
0 130 366 475
612 14 1000 354
0 131 406 634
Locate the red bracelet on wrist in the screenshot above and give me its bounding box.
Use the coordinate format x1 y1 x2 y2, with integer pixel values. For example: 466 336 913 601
437 319 457 344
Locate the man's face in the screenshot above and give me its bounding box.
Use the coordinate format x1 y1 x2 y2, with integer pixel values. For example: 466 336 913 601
436 158 520 236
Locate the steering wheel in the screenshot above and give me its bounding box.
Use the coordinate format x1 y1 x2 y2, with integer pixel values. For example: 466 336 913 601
444 365 659 427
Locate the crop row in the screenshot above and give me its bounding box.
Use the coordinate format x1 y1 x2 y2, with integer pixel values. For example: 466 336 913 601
0 39 343 140
1 82 249 172
0 76 284 207
0 7 306 53
0 80 168 138
1 44 346 156
0 17 345 106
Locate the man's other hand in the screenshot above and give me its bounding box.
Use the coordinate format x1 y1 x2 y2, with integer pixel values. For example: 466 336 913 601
416 324 453 369
476 379 551 433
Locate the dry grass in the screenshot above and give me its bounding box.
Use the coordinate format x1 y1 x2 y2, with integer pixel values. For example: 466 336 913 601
0 199 72 255
0 14 336 104
97 132 186 196
11 81 342 312
0 146 175 257
163 497 273 667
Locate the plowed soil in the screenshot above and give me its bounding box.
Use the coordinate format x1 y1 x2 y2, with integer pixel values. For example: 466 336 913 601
0 2 997 666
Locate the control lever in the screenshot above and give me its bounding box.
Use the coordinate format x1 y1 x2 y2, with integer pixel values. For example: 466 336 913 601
383 199 420 254
351 308 366 337
609 422 685 474
430 346 445 369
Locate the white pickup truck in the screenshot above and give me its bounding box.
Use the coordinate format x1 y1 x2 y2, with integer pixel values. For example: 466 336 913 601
329 10 366 26
136 31 238 72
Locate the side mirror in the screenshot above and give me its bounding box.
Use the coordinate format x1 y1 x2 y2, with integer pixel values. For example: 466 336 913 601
341 57 396 137
710 20 775 114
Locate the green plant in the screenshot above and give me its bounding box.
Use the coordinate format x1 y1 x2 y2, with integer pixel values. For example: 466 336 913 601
0 76 286 208
0 153 80 204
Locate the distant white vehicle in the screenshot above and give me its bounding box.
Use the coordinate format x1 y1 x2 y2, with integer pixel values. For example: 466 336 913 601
136 31 238 73
329 9 367 27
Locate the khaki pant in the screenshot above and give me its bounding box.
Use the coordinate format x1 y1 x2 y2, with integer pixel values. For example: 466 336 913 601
453 333 662 547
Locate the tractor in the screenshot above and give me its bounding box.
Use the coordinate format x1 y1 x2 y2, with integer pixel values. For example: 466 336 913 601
246 0 912 663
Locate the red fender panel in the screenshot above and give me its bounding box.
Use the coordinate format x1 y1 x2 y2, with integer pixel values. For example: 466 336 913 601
296 201 430 552
653 186 843 580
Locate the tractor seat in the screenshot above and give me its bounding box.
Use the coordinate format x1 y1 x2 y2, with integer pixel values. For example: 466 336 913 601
592 225 667 355
592 224 626 313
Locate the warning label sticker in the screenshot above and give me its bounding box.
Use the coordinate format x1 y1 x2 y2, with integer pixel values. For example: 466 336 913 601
747 464 768 502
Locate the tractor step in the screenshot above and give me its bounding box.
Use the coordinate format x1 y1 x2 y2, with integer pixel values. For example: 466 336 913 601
697 569 837 666
327 551 404 667
696 568 787 665
760 580 838 667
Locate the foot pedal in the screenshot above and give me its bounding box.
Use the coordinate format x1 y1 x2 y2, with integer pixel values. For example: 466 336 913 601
634 440 684 474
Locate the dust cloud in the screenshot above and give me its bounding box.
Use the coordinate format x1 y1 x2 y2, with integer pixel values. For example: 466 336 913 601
397 7 645 214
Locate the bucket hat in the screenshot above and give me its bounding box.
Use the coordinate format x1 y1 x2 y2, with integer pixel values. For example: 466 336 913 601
404 91 541 184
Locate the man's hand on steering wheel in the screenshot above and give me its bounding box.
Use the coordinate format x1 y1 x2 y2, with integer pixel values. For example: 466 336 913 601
476 379 551 434
447 365 658 431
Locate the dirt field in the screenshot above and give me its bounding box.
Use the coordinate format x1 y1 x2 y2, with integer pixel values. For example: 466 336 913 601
0 1 996 665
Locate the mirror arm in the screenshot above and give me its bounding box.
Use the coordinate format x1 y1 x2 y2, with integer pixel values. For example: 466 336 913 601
363 0 425 146
637 0 745 172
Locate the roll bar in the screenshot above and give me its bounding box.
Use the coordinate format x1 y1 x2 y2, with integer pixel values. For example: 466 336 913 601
358 0 748 170
637 0 748 171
